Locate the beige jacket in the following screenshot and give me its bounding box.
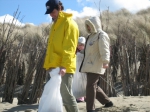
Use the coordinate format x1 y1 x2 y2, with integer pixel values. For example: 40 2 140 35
80 16 110 74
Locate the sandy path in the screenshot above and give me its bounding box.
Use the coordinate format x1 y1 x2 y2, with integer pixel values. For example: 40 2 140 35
0 96 150 112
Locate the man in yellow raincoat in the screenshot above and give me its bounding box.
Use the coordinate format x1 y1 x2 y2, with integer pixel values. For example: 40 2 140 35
43 0 79 111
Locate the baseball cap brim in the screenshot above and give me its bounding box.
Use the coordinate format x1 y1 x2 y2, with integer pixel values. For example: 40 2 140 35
45 9 53 14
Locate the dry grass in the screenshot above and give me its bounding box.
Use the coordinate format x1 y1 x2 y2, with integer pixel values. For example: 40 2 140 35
0 7 150 104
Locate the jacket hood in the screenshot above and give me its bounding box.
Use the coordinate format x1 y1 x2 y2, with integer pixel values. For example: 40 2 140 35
59 11 73 19
85 16 102 34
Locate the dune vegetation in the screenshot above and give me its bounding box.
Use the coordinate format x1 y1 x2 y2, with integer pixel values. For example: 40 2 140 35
0 7 150 104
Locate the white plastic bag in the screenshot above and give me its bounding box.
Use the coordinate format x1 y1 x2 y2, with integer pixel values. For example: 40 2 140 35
72 52 87 99
38 67 63 112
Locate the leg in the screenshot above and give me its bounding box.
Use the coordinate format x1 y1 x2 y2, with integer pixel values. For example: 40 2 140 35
86 73 100 111
86 73 112 111
96 75 113 107
60 73 79 112
96 86 110 104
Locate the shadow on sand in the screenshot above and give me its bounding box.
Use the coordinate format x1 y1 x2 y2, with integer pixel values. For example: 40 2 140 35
2 104 38 112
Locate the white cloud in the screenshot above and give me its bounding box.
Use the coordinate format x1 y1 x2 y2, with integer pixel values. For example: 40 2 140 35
46 15 52 23
76 0 150 13
45 0 150 22
0 14 36 26
77 0 82 3
66 7 100 19
0 14 25 26
114 0 150 12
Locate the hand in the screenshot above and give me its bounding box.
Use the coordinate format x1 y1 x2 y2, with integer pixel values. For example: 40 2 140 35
103 63 109 68
59 67 66 76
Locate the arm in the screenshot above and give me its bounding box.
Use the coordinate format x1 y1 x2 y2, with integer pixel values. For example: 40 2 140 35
60 20 79 74
98 32 110 68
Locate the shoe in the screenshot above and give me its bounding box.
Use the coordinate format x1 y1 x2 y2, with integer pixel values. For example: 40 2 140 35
87 110 95 112
104 101 113 107
76 100 83 103
76 97 84 103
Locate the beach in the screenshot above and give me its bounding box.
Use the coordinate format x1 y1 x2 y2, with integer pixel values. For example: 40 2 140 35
0 96 150 112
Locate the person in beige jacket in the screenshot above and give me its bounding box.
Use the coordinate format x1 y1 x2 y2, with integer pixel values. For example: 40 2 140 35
80 16 113 112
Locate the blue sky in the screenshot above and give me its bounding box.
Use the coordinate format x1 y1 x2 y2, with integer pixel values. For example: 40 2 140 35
1 0 150 25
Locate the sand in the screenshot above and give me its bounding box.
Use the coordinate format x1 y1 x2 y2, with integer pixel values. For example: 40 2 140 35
0 96 150 112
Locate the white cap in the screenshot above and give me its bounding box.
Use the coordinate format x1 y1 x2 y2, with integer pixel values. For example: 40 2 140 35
78 36 86 44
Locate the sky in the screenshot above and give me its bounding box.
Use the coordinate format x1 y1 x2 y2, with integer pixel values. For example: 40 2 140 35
0 0 150 25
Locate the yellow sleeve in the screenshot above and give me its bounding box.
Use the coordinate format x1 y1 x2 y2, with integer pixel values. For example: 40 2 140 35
60 20 79 68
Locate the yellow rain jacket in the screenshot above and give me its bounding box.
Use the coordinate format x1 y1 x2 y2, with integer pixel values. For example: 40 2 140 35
43 11 79 73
